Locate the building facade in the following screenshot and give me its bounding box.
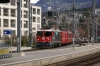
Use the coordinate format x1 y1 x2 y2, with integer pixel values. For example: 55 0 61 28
0 0 41 37
95 8 100 16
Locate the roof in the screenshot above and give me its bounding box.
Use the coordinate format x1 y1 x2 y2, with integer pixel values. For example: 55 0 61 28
37 28 61 32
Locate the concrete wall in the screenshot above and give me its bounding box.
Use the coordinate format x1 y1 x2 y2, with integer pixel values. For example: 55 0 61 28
0 40 4 44
2 46 100 66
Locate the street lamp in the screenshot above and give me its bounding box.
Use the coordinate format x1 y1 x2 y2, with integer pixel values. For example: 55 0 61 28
17 0 21 52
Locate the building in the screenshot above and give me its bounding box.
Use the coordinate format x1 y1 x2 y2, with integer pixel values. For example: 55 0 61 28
0 0 41 37
95 8 100 16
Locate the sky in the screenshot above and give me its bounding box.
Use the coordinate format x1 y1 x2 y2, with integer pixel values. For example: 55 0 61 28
31 0 39 3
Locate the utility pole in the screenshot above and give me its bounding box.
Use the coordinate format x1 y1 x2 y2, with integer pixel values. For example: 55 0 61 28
92 0 95 45
57 8 60 28
72 0 75 48
28 0 33 47
17 0 21 52
96 20 98 43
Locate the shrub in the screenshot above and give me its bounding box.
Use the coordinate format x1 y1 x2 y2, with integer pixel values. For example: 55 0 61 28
21 36 28 46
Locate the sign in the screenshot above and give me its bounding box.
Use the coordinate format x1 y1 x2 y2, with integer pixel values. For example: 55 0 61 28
3 30 11 35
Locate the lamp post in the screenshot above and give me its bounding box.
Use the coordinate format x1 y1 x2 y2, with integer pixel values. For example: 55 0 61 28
95 19 98 43
17 0 21 52
57 8 60 28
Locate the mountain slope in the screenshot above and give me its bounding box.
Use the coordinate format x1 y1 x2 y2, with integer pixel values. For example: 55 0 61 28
33 0 100 12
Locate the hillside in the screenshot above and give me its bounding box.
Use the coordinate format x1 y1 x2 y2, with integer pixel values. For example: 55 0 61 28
33 0 100 12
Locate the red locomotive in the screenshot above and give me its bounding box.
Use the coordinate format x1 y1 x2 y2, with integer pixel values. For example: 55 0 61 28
36 28 73 48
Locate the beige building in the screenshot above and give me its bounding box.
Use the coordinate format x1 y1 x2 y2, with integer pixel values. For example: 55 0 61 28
0 0 41 37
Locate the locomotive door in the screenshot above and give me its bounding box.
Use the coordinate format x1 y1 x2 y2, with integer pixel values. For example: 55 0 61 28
52 31 61 43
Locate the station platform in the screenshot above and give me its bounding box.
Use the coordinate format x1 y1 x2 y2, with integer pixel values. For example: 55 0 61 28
0 43 100 66
9 47 31 51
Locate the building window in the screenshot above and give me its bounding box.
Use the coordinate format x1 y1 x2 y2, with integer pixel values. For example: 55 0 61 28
0 18 1 27
37 24 40 30
11 9 16 17
3 8 9 16
20 20 22 28
37 17 40 23
12 30 16 35
10 19 15 27
33 17 36 22
20 0 22 7
33 27 36 30
10 0 15 6
33 8 36 14
37 9 40 15
24 0 28 8
10 0 16 6
24 11 28 18
3 19 9 27
0 7 1 15
24 21 28 28
21 10 22 18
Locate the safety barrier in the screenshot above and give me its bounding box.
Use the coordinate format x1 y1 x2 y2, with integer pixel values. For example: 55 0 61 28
0 44 12 59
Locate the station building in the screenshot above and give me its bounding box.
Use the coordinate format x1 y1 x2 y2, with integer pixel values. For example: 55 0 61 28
0 0 41 37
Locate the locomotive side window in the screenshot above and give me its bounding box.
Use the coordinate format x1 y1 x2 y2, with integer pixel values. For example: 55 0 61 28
37 31 43 36
44 31 52 36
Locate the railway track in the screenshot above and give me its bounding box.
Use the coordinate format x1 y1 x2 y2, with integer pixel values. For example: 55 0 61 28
45 51 100 66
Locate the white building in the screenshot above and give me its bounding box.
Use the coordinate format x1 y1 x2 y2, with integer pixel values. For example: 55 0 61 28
95 8 100 16
0 0 41 37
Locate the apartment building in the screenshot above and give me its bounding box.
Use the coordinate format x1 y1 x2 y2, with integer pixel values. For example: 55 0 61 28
0 0 41 37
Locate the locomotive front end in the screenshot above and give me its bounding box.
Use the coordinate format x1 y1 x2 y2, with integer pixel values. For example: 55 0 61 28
36 30 52 48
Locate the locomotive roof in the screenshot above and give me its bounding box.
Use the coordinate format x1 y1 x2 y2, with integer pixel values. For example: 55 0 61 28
37 28 72 34
37 28 61 32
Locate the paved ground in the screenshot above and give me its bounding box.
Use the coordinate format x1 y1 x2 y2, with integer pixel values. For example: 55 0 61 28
0 43 99 65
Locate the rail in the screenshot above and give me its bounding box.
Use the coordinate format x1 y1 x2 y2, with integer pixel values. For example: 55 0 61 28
45 51 100 66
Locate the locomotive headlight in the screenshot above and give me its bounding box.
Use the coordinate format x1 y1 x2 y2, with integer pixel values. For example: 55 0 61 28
48 39 49 40
38 39 39 40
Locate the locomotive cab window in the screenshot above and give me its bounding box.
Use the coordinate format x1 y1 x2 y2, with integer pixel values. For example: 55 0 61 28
44 31 52 36
37 31 43 36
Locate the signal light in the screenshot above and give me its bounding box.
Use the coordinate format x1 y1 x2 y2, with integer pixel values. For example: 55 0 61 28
0 0 10 3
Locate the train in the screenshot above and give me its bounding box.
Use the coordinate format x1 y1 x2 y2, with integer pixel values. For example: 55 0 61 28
97 24 100 42
36 28 73 48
